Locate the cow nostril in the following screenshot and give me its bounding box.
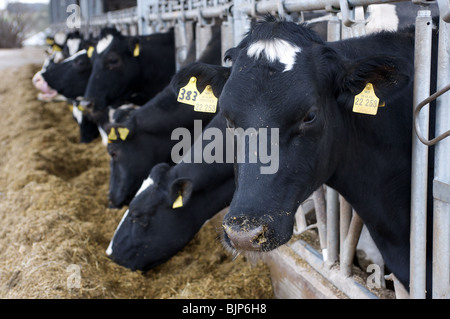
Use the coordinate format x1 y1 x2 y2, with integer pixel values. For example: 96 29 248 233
223 223 266 251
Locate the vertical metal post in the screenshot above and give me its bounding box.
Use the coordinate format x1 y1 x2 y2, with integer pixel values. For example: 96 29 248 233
432 15 450 299
195 21 213 60
137 0 151 35
326 187 339 265
232 0 252 46
174 20 194 71
323 11 342 267
221 18 234 66
410 7 432 299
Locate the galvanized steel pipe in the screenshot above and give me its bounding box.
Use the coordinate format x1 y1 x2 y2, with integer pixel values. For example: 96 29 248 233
410 7 433 299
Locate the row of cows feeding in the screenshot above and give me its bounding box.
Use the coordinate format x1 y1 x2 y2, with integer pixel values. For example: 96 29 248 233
32 6 440 298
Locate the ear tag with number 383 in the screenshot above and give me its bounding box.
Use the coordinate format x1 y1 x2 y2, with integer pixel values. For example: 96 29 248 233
177 77 200 106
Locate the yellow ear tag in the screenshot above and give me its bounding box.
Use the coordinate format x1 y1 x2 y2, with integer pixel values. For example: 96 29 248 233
118 127 130 141
46 38 54 45
52 45 62 52
108 129 118 143
77 104 84 112
352 83 380 115
87 46 95 58
133 43 140 57
177 77 200 106
194 85 218 113
172 194 183 209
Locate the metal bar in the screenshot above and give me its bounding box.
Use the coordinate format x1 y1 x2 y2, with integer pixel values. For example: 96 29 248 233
432 15 450 299
326 187 339 265
339 196 352 264
410 7 433 299
341 213 364 277
290 240 379 299
313 187 328 253
144 0 409 24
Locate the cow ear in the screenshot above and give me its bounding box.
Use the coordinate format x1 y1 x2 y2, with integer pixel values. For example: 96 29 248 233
104 120 134 144
336 55 411 110
168 178 193 210
128 37 140 57
170 62 231 99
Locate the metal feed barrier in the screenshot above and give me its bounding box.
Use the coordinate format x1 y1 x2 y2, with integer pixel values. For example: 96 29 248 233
51 0 450 299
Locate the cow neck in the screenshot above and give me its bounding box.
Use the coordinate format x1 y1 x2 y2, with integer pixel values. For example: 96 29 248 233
138 33 176 99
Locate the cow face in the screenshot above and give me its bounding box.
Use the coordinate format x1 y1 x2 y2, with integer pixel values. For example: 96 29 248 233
40 50 92 100
106 163 195 271
205 18 410 253
82 31 142 122
106 119 175 209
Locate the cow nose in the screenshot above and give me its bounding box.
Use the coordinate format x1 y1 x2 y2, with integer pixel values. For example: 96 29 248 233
32 72 46 90
223 222 266 251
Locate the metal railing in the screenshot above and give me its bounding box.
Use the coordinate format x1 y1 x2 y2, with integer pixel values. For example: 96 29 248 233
50 0 450 299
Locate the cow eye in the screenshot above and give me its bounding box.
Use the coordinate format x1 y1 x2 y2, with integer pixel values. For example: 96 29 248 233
302 110 317 124
105 53 121 69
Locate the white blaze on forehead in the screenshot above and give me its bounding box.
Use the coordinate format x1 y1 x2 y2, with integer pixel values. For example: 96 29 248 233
96 34 114 54
106 209 130 256
366 4 399 33
106 177 154 256
54 32 67 46
135 177 154 197
67 38 82 56
247 38 302 72
62 49 87 63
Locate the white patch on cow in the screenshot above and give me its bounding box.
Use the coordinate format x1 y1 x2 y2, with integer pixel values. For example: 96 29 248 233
366 4 399 33
96 34 114 54
62 49 87 63
66 38 82 56
135 177 154 197
98 126 109 146
54 32 67 46
72 104 83 124
106 209 130 256
108 103 137 123
53 51 64 63
247 38 301 72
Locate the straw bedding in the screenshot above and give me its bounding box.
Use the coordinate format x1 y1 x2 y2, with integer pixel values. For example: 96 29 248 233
0 64 274 299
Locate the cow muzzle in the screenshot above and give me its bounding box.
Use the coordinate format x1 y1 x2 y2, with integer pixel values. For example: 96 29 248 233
32 72 58 101
222 217 267 252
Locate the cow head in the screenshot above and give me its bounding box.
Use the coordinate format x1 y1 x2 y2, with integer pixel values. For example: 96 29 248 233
81 28 143 123
106 163 194 271
105 113 176 208
38 49 92 100
173 17 412 254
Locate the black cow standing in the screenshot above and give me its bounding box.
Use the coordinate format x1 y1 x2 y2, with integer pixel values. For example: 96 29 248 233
81 28 176 126
170 17 438 297
106 114 235 271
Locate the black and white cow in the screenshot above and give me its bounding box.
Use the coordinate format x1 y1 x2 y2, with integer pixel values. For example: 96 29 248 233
106 32 224 208
32 31 87 101
80 28 176 125
106 114 235 271
170 17 438 296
